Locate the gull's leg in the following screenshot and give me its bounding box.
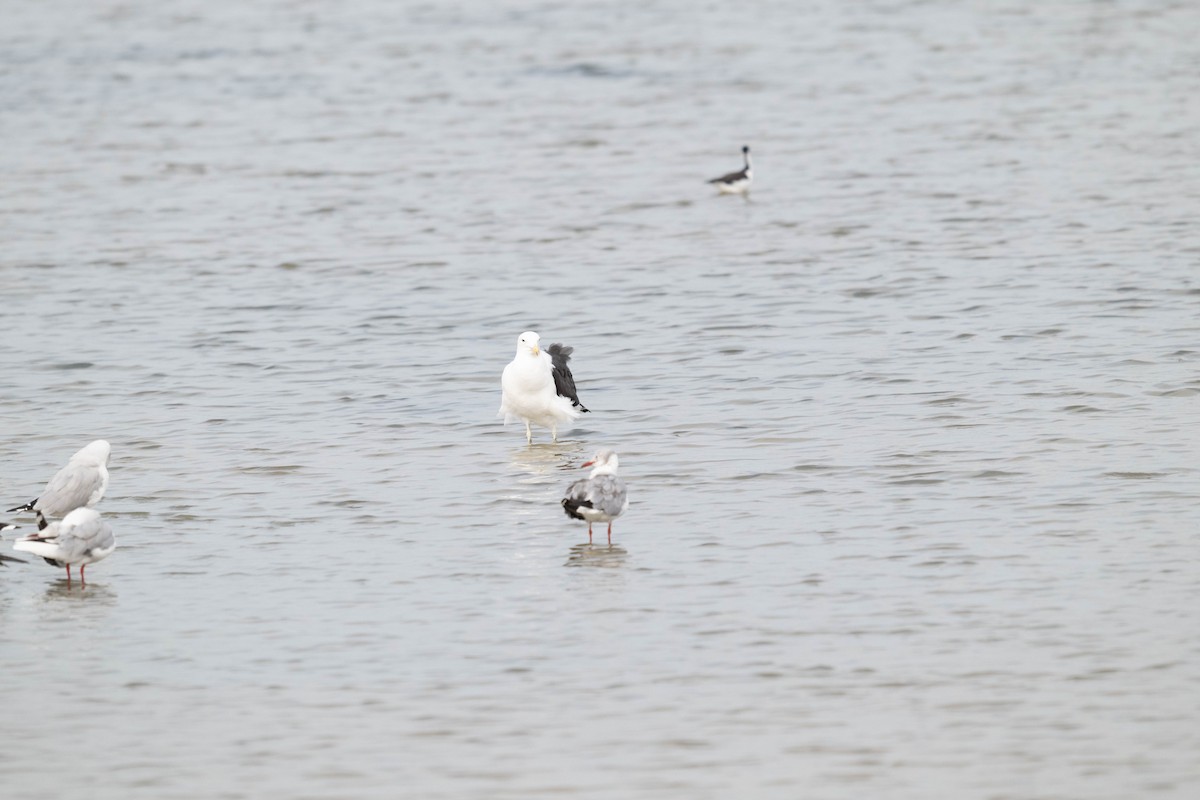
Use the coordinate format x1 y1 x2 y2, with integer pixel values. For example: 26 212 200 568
80 564 87 586
65 564 72 583
607 522 613 545
588 523 593 544
525 420 533 444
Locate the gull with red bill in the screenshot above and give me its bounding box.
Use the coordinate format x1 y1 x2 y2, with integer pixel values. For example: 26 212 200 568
561 449 629 545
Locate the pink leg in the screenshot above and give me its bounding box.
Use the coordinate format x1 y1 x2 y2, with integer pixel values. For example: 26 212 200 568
65 564 72 583
587 523 593 544
607 522 613 545
80 564 87 586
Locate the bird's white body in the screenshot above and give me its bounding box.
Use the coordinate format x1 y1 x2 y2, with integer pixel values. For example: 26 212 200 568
570 503 622 524
500 332 581 443
715 174 752 194
14 506 116 580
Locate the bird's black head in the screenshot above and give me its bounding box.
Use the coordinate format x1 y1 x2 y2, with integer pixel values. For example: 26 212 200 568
742 145 750 153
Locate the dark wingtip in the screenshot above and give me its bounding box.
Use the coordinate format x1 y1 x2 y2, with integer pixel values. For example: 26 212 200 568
6 500 35 514
561 497 593 521
0 553 27 566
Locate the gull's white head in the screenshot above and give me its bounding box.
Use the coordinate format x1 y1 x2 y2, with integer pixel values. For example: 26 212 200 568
581 449 620 475
517 331 541 357
74 440 111 466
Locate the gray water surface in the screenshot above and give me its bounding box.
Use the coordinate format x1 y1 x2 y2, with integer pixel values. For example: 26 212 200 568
2 1 1198 798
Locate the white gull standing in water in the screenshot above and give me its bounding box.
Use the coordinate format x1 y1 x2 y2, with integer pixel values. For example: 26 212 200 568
499 331 589 443
7 439 111 531
13 507 115 584
561 449 629 545
708 145 753 194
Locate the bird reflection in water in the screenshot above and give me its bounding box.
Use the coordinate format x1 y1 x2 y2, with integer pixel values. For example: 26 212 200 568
565 542 629 568
41 579 117 604
509 441 586 479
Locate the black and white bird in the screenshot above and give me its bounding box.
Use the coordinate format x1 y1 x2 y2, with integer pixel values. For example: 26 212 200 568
561 449 629 545
13 507 116 584
7 439 111 530
708 145 753 194
500 331 590 444
1 522 25 565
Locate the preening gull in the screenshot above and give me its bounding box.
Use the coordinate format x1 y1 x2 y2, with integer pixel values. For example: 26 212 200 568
0 522 25 565
708 145 753 194
7 439 111 530
500 331 589 443
13 507 115 584
561 449 629 545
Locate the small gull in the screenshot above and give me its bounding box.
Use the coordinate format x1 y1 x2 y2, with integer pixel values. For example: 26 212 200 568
0 522 25 565
499 331 589 444
708 145 753 194
13 507 115 584
561 449 629 545
7 439 111 530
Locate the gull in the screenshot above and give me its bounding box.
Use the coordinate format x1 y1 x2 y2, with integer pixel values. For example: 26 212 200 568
708 145 753 194
499 331 589 443
561 449 629 545
0 522 25 565
7 439 111 530
13 507 115 584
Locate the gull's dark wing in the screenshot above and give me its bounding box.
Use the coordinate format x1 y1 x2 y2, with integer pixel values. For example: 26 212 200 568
548 343 589 412
708 166 749 185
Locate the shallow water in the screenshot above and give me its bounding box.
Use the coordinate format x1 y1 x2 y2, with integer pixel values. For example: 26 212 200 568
2 1 1198 798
